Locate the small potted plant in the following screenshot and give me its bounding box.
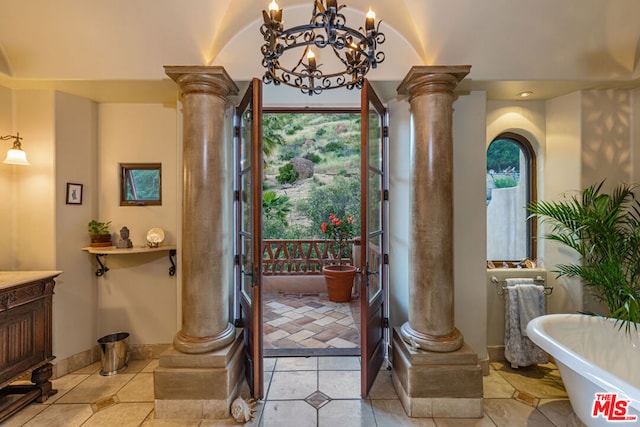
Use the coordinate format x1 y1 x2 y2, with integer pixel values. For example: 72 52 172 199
321 213 357 302
88 220 112 247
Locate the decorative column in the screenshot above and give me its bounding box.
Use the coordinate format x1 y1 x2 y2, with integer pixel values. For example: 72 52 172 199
392 66 482 419
166 66 238 354
154 66 244 420
397 65 469 352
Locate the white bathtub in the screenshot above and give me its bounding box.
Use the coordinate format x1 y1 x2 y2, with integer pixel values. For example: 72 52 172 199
527 314 640 426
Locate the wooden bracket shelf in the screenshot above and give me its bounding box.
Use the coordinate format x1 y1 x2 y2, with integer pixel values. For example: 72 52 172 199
82 245 177 277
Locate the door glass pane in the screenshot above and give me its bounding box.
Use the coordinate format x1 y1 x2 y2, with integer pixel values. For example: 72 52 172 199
368 170 381 233
239 104 253 304
241 109 252 170
241 236 253 299
368 104 382 170
367 233 382 302
242 173 253 232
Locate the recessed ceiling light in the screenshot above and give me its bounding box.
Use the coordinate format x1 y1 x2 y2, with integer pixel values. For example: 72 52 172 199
518 91 533 98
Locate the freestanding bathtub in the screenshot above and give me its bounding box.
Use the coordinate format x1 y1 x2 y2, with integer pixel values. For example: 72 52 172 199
527 314 640 427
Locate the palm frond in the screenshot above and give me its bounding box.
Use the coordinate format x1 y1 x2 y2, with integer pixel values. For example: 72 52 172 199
529 180 640 333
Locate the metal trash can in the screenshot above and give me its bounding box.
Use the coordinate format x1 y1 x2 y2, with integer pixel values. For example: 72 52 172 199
98 332 129 376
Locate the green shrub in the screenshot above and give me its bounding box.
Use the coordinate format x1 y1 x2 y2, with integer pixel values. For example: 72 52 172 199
304 152 322 164
276 163 298 184
493 176 518 188
279 146 299 161
297 175 361 238
325 141 344 152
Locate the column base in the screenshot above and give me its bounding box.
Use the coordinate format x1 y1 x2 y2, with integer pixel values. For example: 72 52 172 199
154 328 245 419
400 322 463 352
173 322 236 354
392 328 483 418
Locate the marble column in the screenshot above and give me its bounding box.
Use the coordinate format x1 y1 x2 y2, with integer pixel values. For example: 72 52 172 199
396 65 470 352
164 66 239 354
392 66 482 419
154 66 244 420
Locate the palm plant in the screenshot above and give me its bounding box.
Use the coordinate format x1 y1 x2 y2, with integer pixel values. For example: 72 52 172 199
528 181 640 332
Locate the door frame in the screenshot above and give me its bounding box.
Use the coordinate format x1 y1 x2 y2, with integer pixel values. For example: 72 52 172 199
359 79 389 397
234 78 264 399
235 83 389 398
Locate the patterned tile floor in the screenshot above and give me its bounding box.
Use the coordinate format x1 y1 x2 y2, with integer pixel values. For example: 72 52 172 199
2 357 574 426
263 293 361 351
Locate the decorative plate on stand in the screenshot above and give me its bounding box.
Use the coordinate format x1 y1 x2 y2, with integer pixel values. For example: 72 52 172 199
146 227 165 247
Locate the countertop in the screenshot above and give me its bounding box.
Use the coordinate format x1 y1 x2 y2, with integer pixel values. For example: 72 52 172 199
0 271 63 290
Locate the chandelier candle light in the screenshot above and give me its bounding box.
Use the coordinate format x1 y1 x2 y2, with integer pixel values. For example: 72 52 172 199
261 0 385 96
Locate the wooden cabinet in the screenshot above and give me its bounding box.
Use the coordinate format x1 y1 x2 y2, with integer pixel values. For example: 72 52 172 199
0 271 61 422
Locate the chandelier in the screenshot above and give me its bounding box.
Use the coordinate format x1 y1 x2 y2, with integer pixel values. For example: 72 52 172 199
260 0 385 96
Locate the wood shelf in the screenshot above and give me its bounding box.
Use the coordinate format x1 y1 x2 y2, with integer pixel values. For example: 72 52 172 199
82 245 177 277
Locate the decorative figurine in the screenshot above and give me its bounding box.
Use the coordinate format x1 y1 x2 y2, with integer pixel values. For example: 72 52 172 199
116 226 133 248
231 396 257 423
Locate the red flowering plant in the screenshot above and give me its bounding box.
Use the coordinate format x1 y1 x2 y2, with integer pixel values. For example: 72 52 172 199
321 213 356 265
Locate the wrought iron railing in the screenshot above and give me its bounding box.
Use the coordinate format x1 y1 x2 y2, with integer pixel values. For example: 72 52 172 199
262 239 355 275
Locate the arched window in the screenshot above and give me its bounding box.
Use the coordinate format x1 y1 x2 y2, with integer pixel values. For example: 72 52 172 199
486 132 537 264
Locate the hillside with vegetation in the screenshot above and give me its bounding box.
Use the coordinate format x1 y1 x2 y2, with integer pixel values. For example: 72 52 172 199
262 112 361 239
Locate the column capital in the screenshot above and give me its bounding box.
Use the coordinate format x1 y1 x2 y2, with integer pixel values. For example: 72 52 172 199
164 66 239 99
397 65 470 100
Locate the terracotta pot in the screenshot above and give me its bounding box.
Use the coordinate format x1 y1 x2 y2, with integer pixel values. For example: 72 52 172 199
322 265 356 302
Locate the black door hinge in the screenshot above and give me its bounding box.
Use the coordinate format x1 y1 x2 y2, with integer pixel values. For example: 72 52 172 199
234 254 240 266
383 189 389 201
234 190 240 201
234 126 240 138
383 254 389 265
383 317 389 328
383 126 389 138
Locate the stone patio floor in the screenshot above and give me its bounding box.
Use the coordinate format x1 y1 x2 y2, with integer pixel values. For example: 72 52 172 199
263 292 361 351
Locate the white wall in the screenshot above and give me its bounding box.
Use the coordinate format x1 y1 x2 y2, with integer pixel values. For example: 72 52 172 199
544 92 583 315
633 88 640 184
387 90 488 360
387 97 410 330
14 90 56 270
484 100 549 349
0 88 96 361
96 103 178 345
0 85 15 269
53 92 99 360
581 90 632 189
453 91 488 360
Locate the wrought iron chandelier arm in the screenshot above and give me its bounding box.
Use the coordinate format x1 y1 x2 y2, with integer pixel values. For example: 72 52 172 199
260 0 385 96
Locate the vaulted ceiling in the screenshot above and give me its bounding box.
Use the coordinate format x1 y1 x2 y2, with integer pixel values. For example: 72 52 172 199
1 0 639 103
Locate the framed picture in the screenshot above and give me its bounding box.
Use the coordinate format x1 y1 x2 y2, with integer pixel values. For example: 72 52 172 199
66 183 83 205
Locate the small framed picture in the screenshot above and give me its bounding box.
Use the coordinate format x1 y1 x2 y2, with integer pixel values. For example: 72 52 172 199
66 183 83 205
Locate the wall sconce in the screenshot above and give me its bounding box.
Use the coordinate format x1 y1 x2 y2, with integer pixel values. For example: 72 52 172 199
1 133 30 165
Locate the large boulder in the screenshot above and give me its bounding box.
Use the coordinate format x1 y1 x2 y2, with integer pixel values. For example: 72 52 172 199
290 157 314 180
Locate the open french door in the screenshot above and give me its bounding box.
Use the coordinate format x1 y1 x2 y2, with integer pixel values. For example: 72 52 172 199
235 78 264 399
360 80 388 397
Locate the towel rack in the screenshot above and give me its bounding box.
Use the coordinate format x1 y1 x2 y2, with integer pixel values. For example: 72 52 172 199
490 275 553 296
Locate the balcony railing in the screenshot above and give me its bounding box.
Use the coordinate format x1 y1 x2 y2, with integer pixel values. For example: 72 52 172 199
262 239 355 275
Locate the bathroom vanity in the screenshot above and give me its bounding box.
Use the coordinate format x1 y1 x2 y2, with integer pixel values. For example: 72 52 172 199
0 271 61 422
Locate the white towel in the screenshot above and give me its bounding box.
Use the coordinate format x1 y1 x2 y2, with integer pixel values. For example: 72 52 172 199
504 278 548 368
516 284 545 336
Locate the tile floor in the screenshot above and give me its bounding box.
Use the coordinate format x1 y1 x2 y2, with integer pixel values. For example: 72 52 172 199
263 293 361 351
2 356 574 427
